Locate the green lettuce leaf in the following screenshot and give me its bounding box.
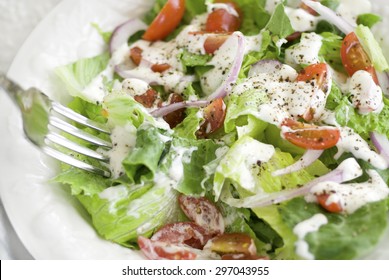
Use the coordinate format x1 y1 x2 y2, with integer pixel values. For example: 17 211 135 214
55 53 110 99
355 25 389 72
264 3 294 39
122 125 169 183
279 197 389 259
357 13 382 28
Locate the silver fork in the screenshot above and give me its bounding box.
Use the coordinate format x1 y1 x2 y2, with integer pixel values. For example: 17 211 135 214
0 74 112 177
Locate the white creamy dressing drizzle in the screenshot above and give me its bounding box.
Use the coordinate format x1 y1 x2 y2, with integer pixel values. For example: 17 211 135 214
207 2 239 17
121 78 150 96
293 213 328 260
306 170 389 214
284 7 321 32
216 139 275 192
233 63 328 126
349 70 384 114
103 124 137 178
98 185 129 213
336 0 372 24
168 145 198 182
335 127 388 170
285 32 323 66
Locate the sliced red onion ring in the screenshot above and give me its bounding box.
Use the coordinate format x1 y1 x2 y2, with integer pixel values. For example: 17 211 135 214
206 32 245 101
248 59 283 77
377 71 389 97
115 64 159 85
301 0 355 35
109 19 147 54
221 158 362 208
272 149 324 177
151 100 210 118
370 132 389 166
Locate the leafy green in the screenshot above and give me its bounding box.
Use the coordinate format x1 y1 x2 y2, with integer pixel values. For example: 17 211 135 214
55 53 110 101
279 198 389 259
122 126 169 183
334 97 389 140
264 3 294 39
357 13 382 28
355 25 389 72
319 32 344 72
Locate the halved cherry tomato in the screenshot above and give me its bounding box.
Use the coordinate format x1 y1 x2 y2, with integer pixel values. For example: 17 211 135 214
205 0 242 33
316 193 343 213
204 34 230 54
178 194 225 235
151 222 211 249
204 233 257 256
296 63 329 91
134 88 159 108
196 98 226 138
142 0 185 41
138 236 197 260
163 93 186 128
296 63 329 121
282 118 340 150
341 32 378 84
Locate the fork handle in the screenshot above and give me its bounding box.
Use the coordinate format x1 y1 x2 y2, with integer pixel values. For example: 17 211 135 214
0 73 26 105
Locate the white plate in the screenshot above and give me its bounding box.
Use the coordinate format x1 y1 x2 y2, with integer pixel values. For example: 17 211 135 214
0 0 389 259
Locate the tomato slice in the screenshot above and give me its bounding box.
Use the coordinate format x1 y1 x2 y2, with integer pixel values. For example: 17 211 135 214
138 236 197 260
151 222 212 249
178 194 225 235
205 0 242 33
134 88 159 108
142 0 185 41
196 98 226 138
204 233 257 256
296 63 329 91
282 118 340 150
203 34 230 54
341 32 378 84
316 193 343 213
163 93 186 128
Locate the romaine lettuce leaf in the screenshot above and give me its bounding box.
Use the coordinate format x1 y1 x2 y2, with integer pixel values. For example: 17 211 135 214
55 53 110 100
279 197 389 259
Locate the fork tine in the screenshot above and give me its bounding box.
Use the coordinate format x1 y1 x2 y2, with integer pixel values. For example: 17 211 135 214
45 132 109 162
42 145 111 177
49 116 112 148
51 102 110 134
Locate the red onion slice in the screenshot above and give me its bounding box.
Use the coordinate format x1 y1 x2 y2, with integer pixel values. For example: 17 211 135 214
301 0 354 35
221 158 362 208
370 132 389 166
151 100 210 118
109 19 147 54
272 149 324 176
206 32 245 101
115 64 159 85
248 59 283 77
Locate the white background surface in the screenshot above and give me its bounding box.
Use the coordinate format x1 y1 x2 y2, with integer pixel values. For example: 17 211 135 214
0 0 61 259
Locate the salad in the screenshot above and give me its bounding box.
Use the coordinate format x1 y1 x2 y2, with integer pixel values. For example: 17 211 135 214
52 0 389 260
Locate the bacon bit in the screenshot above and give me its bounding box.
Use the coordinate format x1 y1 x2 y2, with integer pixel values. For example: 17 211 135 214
300 0 319 16
134 88 159 108
130 46 143 65
286 31 302 42
151 63 171 73
163 93 186 128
